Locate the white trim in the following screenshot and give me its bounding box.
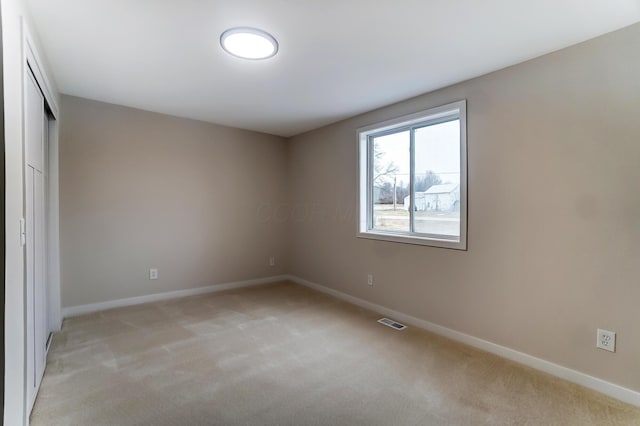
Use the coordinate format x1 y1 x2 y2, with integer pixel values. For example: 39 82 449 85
46 117 61 331
22 21 59 118
284 274 640 408
62 275 289 318
4 13 27 426
356 231 464 250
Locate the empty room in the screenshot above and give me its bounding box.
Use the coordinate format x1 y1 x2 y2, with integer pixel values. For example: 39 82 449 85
3 0 640 425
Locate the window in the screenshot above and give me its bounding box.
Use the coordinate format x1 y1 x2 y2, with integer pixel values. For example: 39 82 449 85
357 100 467 250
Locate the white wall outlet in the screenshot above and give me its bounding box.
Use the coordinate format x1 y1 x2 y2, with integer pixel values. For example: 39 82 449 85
367 274 373 286
149 268 158 280
269 256 275 267
596 328 616 352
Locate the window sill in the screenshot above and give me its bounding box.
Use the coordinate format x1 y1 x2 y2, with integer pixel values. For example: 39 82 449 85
357 230 467 250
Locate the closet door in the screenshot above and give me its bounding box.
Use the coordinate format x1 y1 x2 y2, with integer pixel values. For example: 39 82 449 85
34 167 47 390
25 167 36 411
25 68 47 413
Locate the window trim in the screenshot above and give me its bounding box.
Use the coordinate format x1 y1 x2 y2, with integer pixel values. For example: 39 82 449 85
357 100 467 250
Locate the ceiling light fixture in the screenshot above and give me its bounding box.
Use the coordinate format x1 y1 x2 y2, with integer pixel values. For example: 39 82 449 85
220 27 279 60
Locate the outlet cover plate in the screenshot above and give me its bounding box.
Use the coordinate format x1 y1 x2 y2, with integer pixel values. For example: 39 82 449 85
149 268 158 280
596 329 616 352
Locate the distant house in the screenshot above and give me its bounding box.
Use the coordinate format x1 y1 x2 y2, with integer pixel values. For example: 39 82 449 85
404 183 460 212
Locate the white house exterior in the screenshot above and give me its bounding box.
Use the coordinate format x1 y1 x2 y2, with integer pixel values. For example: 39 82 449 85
404 183 460 212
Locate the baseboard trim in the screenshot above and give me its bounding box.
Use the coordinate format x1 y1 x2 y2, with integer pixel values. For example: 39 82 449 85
284 274 640 407
62 275 289 318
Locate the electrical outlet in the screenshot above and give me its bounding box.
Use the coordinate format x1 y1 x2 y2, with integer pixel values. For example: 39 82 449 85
596 329 616 352
149 268 158 280
367 274 373 286
269 256 275 267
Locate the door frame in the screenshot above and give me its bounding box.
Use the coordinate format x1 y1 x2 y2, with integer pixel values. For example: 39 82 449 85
18 18 60 422
1 1 6 421
22 20 61 338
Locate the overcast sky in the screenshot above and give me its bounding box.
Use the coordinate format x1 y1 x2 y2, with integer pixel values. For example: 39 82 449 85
374 119 460 185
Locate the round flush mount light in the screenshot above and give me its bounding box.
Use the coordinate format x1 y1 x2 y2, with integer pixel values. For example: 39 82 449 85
220 27 279 60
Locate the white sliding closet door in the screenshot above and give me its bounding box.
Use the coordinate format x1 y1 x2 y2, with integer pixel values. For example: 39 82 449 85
34 167 47 385
25 68 48 413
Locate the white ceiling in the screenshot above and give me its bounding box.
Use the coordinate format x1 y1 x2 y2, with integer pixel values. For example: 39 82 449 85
26 0 640 137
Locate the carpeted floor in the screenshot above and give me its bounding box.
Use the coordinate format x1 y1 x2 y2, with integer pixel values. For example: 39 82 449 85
31 281 640 425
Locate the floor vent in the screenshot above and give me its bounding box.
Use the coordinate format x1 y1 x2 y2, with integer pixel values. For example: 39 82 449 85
377 317 407 331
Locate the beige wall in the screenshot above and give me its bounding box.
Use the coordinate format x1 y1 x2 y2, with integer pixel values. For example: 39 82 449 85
60 96 288 307
288 23 640 392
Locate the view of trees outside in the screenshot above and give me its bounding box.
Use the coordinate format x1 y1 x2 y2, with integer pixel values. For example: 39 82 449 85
372 120 460 236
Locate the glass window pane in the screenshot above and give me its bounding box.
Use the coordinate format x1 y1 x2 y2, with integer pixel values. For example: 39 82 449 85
412 119 460 237
371 130 410 233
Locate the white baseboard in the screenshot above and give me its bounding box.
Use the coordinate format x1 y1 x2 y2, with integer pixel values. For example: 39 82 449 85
61 275 289 318
284 274 640 408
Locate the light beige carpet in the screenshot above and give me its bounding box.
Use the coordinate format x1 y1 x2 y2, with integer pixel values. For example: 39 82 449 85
32 281 640 425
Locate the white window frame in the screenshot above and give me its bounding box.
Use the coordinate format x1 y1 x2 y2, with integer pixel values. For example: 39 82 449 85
357 100 467 250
